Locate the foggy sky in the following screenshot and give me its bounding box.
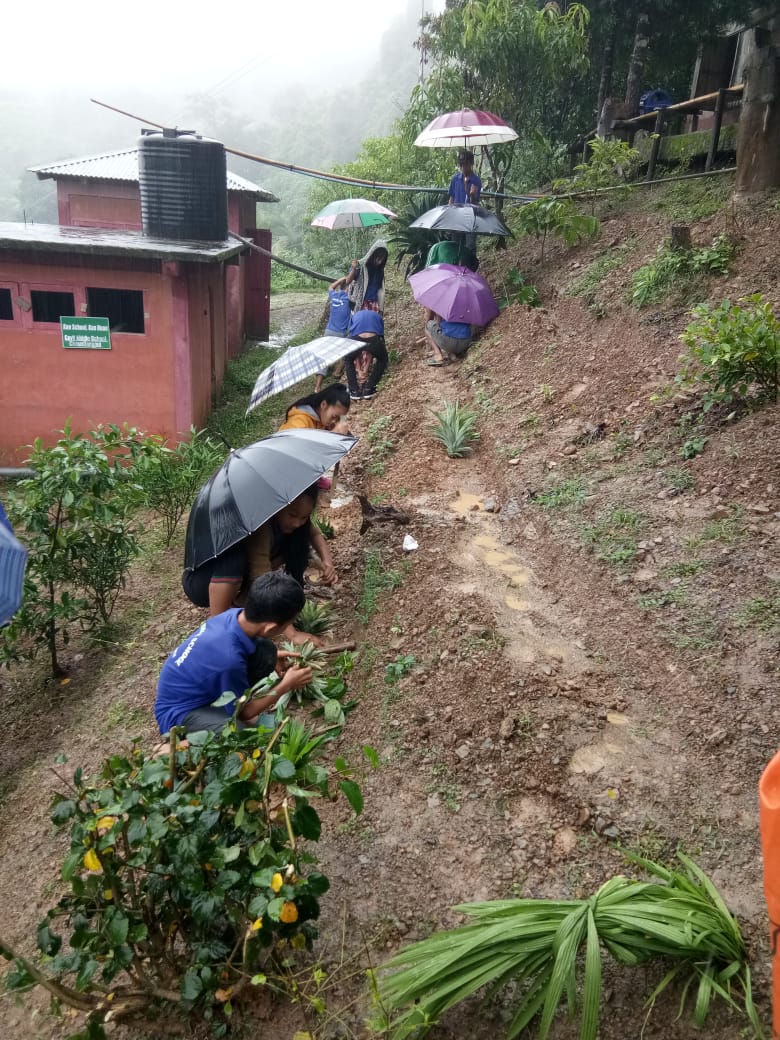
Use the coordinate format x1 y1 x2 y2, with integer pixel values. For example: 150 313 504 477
4 0 417 96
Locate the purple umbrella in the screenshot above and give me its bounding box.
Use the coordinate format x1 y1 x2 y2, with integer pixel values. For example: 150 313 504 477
408 264 500 325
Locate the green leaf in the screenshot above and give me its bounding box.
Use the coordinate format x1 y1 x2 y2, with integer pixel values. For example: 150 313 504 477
339 779 363 815
105 912 129 946
266 897 285 921
292 804 321 841
181 967 203 1001
362 745 379 768
271 757 296 781
212 691 237 708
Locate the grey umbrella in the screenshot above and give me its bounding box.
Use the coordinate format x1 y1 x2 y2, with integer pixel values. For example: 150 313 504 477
410 203 511 237
184 429 357 571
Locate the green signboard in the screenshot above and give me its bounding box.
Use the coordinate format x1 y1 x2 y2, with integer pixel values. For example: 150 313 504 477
61 316 111 351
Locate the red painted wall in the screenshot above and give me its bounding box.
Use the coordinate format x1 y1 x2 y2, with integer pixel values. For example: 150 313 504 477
56 181 271 352
0 252 228 464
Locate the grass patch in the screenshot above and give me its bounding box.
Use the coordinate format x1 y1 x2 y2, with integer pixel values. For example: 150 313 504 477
638 588 687 610
582 506 645 565
735 586 780 633
358 550 405 624
640 175 733 223
661 560 704 579
566 248 627 298
685 508 746 549
104 701 149 732
534 477 588 510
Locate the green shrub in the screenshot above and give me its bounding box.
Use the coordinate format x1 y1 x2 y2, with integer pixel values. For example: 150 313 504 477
630 234 734 308
430 402 480 458
502 268 541 307
0 709 364 1038
136 428 224 546
513 197 599 261
677 293 780 406
2 424 150 675
573 138 640 198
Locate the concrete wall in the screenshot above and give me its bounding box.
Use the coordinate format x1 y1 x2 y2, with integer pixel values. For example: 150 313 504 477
0 252 227 464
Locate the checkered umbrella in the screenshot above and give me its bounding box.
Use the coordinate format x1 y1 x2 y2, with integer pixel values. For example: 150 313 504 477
247 336 359 414
0 520 27 626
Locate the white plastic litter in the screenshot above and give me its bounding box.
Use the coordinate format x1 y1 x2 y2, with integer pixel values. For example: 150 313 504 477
329 495 354 509
402 534 419 552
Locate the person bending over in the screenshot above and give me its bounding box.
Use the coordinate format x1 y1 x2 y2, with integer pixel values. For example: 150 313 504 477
155 572 313 737
344 309 388 401
279 384 351 434
183 485 337 620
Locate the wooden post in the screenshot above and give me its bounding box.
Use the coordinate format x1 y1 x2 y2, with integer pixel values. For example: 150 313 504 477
645 108 666 181
670 225 692 251
705 88 728 172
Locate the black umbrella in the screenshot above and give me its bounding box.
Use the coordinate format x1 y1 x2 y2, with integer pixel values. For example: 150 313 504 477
410 203 511 237
184 429 357 571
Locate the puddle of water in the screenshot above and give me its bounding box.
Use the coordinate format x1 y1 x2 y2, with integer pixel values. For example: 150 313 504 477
451 492 483 515
607 712 631 727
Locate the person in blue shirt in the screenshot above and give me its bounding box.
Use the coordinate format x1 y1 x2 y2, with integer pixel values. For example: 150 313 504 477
448 150 481 205
315 289 352 392
343 308 388 401
424 312 476 366
155 572 313 736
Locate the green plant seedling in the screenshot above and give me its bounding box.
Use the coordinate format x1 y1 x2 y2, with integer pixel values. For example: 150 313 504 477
430 402 480 458
384 654 417 684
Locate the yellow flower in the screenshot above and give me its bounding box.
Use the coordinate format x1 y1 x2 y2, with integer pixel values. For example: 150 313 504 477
270 872 284 893
83 849 102 872
252 748 261 760
251 918 263 932
96 816 116 832
103 889 114 900
279 901 298 924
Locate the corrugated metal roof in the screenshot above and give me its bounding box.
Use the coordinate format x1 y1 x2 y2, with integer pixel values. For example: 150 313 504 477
29 149 279 202
0 221 246 263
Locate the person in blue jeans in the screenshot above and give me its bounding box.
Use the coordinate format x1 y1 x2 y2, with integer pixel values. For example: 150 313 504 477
344 308 387 400
315 288 352 392
155 572 313 736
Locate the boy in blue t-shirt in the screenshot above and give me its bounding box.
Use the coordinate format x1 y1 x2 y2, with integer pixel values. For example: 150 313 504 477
155 572 312 736
315 289 352 392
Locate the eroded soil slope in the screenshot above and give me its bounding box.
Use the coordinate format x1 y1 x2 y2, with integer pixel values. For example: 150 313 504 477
0 179 778 1039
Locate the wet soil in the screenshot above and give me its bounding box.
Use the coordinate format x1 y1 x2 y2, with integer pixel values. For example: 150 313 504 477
0 182 778 1039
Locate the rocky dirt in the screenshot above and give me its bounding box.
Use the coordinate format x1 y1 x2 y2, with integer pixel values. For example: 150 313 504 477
0 177 778 1039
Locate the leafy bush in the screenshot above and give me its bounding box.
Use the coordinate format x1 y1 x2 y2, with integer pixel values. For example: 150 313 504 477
378 853 763 1040
2 424 150 675
512 197 599 260
502 268 541 308
677 293 780 406
572 138 640 200
387 192 447 277
630 234 734 308
430 401 480 458
136 428 225 546
0 709 364 1037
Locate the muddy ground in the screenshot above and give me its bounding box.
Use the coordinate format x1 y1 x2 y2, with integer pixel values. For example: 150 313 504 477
0 178 778 1039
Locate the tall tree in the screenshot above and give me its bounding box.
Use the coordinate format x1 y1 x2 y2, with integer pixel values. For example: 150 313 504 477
735 15 780 196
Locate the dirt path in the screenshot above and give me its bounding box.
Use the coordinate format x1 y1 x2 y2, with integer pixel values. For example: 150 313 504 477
0 190 778 1039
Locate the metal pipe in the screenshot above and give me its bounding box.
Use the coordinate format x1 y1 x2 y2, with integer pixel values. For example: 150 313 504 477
0 468 34 478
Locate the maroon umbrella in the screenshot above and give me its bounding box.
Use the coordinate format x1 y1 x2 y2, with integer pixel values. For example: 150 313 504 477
414 109 518 148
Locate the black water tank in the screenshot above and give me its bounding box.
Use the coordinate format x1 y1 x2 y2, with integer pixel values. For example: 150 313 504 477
138 128 228 242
